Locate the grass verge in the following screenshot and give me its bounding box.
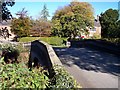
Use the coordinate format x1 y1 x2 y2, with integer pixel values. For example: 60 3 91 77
19 36 67 46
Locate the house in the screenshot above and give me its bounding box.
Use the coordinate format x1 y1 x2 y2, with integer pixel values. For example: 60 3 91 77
80 15 101 39
88 15 101 38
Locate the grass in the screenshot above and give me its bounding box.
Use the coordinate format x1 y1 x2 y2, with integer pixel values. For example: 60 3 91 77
19 37 40 42
19 36 67 46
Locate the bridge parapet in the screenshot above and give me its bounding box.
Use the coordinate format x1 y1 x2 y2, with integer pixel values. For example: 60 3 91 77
70 39 120 55
29 40 62 78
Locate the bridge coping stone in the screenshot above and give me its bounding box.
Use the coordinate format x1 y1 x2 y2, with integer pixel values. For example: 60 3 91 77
40 41 62 66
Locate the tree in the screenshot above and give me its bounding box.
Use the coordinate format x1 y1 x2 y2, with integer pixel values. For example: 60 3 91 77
0 0 15 22
11 8 31 37
11 17 32 37
99 9 120 38
16 8 28 19
40 4 50 21
52 1 94 38
32 5 51 37
31 19 52 37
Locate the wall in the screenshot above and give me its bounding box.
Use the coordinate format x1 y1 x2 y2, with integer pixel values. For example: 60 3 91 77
29 40 62 78
70 40 120 55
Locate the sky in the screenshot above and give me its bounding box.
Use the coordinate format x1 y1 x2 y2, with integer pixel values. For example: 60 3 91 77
7 1 119 20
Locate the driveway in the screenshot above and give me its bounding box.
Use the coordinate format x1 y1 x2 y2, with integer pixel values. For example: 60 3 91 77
54 47 120 88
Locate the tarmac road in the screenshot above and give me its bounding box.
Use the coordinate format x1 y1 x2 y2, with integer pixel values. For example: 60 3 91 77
54 47 120 88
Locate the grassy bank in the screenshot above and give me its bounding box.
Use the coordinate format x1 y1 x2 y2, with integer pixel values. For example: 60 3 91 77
19 37 67 46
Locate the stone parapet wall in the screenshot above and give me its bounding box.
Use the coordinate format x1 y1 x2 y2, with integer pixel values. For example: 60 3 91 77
41 41 62 66
71 39 120 56
0 40 62 78
29 40 62 78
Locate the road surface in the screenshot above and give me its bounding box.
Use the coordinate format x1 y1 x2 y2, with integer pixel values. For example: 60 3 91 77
54 47 120 88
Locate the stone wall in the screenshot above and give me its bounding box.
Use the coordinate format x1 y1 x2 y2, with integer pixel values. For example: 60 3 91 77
71 39 120 55
29 40 62 78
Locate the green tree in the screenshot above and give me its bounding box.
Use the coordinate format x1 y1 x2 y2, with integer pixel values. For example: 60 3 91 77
11 8 31 37
0 0 15 22
52 1 94 38
40 4 50 21
11 17 31 37
99 9 120 38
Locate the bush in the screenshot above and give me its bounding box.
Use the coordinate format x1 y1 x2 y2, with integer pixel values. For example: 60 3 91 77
49 65 81 89
0 43 29 53
0 61 81 89
102 38 120 44
0 63 49 88
0 44 49 88
0 44 82 89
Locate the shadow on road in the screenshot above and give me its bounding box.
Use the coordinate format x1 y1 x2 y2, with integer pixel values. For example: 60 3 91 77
53 47 120 76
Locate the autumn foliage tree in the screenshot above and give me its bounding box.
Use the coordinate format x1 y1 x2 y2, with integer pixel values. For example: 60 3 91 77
31 19 52 37
52 1 94 38
30 4 51 37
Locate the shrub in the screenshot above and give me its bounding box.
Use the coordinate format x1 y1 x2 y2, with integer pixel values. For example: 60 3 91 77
0 43 29 53
0 62 49 88
102 38 120 44
0 63 81 89
0 44 82 89
49 65 81 89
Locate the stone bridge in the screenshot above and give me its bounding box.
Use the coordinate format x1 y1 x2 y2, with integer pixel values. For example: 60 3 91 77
53 40 120 88
28 40 62 78
0 39 119 88
19 40 120 88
